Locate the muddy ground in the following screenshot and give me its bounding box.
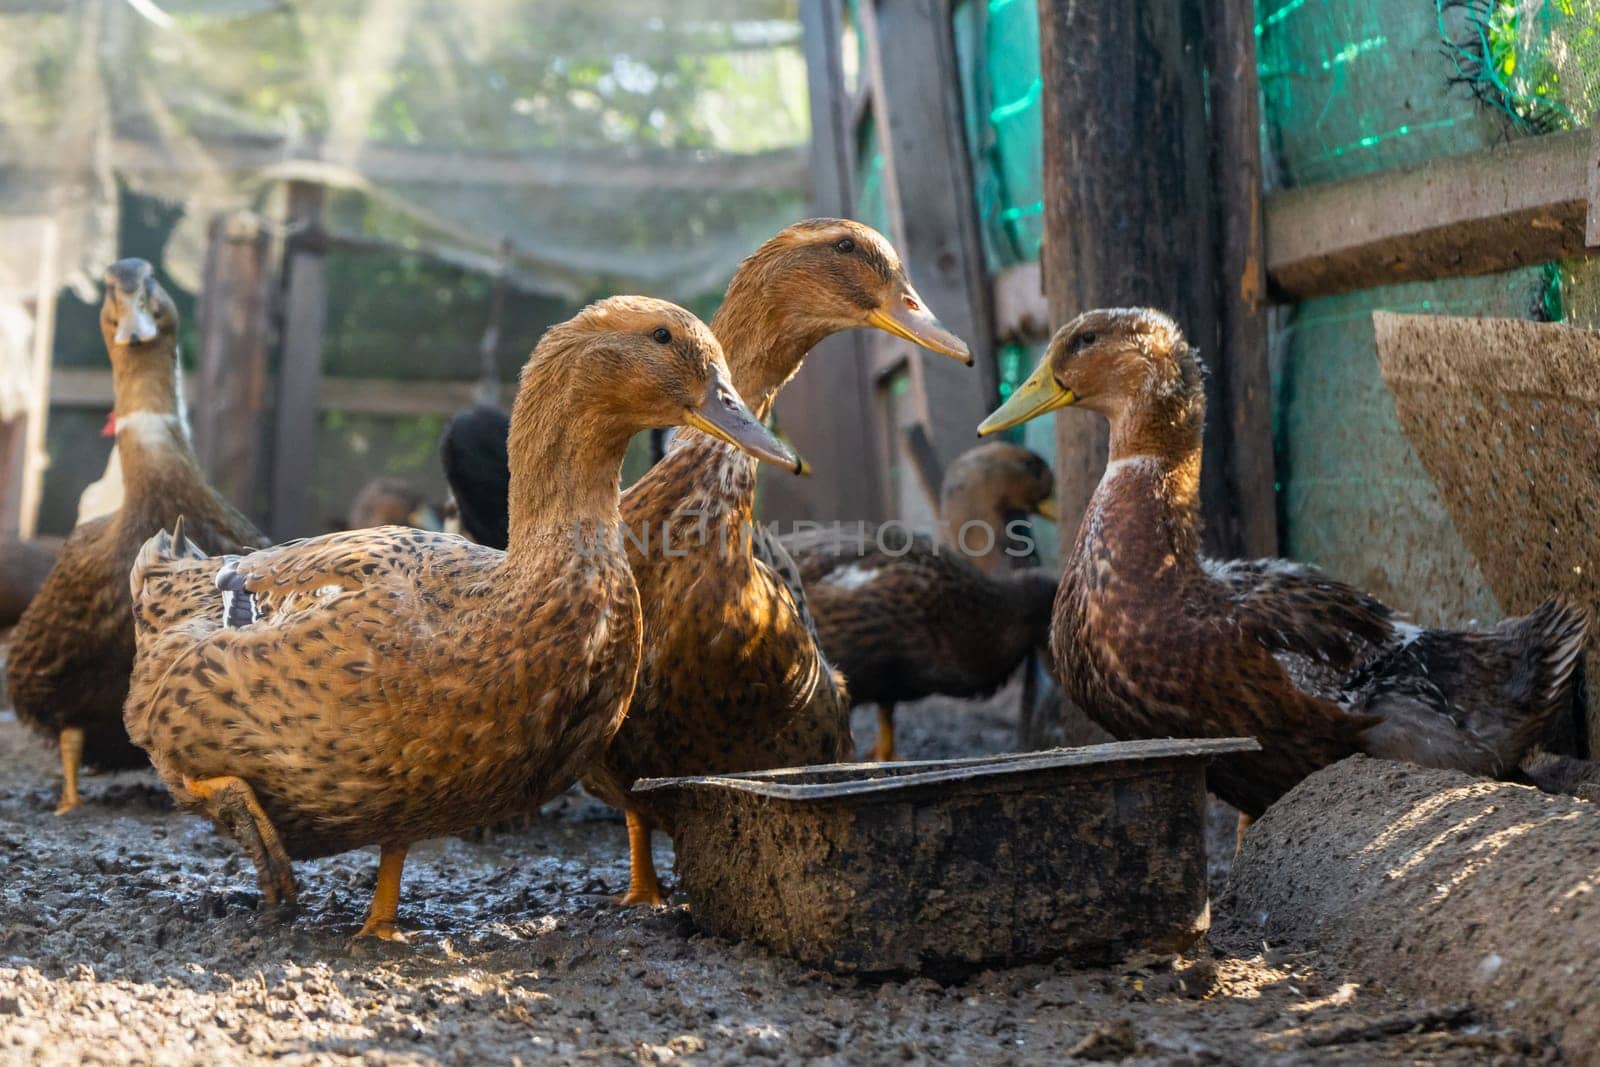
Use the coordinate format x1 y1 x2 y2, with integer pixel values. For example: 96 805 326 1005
0 678 1555 1065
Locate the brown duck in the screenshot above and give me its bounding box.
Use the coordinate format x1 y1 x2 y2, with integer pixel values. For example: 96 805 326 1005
785 442 1058 760
1 538 61 632
6 260 268 814
123 297 796 941
978 307 1588 818
574 219 972 906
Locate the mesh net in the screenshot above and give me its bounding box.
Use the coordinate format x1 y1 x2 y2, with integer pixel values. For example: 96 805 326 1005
1 0 807 532
0 0 809 304
1259 0 1600 625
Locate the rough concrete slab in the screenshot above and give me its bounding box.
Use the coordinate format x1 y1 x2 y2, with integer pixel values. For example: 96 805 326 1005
1375 311 1600 743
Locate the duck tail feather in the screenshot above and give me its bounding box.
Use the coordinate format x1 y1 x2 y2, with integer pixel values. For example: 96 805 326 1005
1525 597 1588 718
1492 597 1591 763
129 517 206 600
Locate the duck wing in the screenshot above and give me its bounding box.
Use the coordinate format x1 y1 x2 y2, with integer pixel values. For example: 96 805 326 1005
1204 557 1399 706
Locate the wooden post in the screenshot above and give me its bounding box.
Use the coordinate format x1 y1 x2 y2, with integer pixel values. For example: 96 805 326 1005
194 212 273 526
0 418 25 539
860 0 996 472
768 0 885 526
269 182 327 541
473 238 512 407
17 219 59 541
1205 0 1276 557
1038 1 1219 547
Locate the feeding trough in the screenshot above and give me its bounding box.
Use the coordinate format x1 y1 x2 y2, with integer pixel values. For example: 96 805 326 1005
633 737 1258 975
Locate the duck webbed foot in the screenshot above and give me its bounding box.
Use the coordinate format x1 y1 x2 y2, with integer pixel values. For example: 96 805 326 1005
616 810 665 907
54 728 85 815
351 844 410 943
183 774 299 906
868 703 897 762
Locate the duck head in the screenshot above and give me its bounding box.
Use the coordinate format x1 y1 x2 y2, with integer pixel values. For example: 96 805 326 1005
717 219 971 409
978 308 1204 459
747 218 969 360
536 296 801 474
941 442 1057 526
100 258 187 433
101 259 177 352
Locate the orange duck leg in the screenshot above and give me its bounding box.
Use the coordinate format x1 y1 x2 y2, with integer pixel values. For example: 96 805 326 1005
618 810 665 907
54 727 84 815
354 845 409 942
183 775 298 906
869 703 897 762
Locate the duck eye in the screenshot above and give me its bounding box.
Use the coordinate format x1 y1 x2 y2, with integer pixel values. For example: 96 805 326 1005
834 237 855 254
652 327 672 344
1069 331 1098 354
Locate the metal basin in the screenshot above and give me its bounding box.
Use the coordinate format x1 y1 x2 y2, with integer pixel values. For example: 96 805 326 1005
634 737 1259 975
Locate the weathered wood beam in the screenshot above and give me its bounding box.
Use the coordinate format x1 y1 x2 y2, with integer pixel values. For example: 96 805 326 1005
766 0 885 526
1205 0 1276 558
49 369 481 419
862 0 996 478
0 134 808 193
1039 0 1218 541
269 182 328 541
193 212 273 526
1265 128 1590 302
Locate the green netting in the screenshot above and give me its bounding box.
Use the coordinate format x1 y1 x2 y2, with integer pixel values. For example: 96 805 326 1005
953 0 1044 271
1259 0 1600 622
1439 0 1600 133
853 114 894 238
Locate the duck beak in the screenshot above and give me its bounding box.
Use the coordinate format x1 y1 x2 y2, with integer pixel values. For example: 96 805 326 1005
1034 495 1059 522
868 282 972 364
683 368 808 475
978 361 1076 436
112 298 160 346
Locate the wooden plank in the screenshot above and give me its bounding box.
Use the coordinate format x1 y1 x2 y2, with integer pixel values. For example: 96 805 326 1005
193 212 273 525
860 0 996 478
1038 0 1218 541
17 219 59 541
1588 114 1600 248
1204 0 1276 558
1266 128 1589 301
899 422 944 508
765 0 885 526
993 261 1048 344
0 417 24 539
49 368 481 418
0 134 809 193
269 182 327 541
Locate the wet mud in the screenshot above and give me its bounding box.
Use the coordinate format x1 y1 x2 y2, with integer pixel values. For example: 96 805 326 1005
0 677 1554 1064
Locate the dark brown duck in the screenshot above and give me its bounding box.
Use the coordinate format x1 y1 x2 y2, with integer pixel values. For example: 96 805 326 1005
785 442 1059 761
978 307 1588 818
5 259 268 814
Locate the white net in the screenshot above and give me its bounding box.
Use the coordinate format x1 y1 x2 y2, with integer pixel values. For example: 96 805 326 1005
0 0 809 301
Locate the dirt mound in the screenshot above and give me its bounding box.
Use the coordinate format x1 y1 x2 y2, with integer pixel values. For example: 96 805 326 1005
1223 754 1600 1061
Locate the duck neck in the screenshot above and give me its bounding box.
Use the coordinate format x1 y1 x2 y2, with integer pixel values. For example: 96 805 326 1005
1099 386 1206 559
110 339 202 494
503 364 631 567
663 278 831 523
935 479 1013 574
712 272 834 419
